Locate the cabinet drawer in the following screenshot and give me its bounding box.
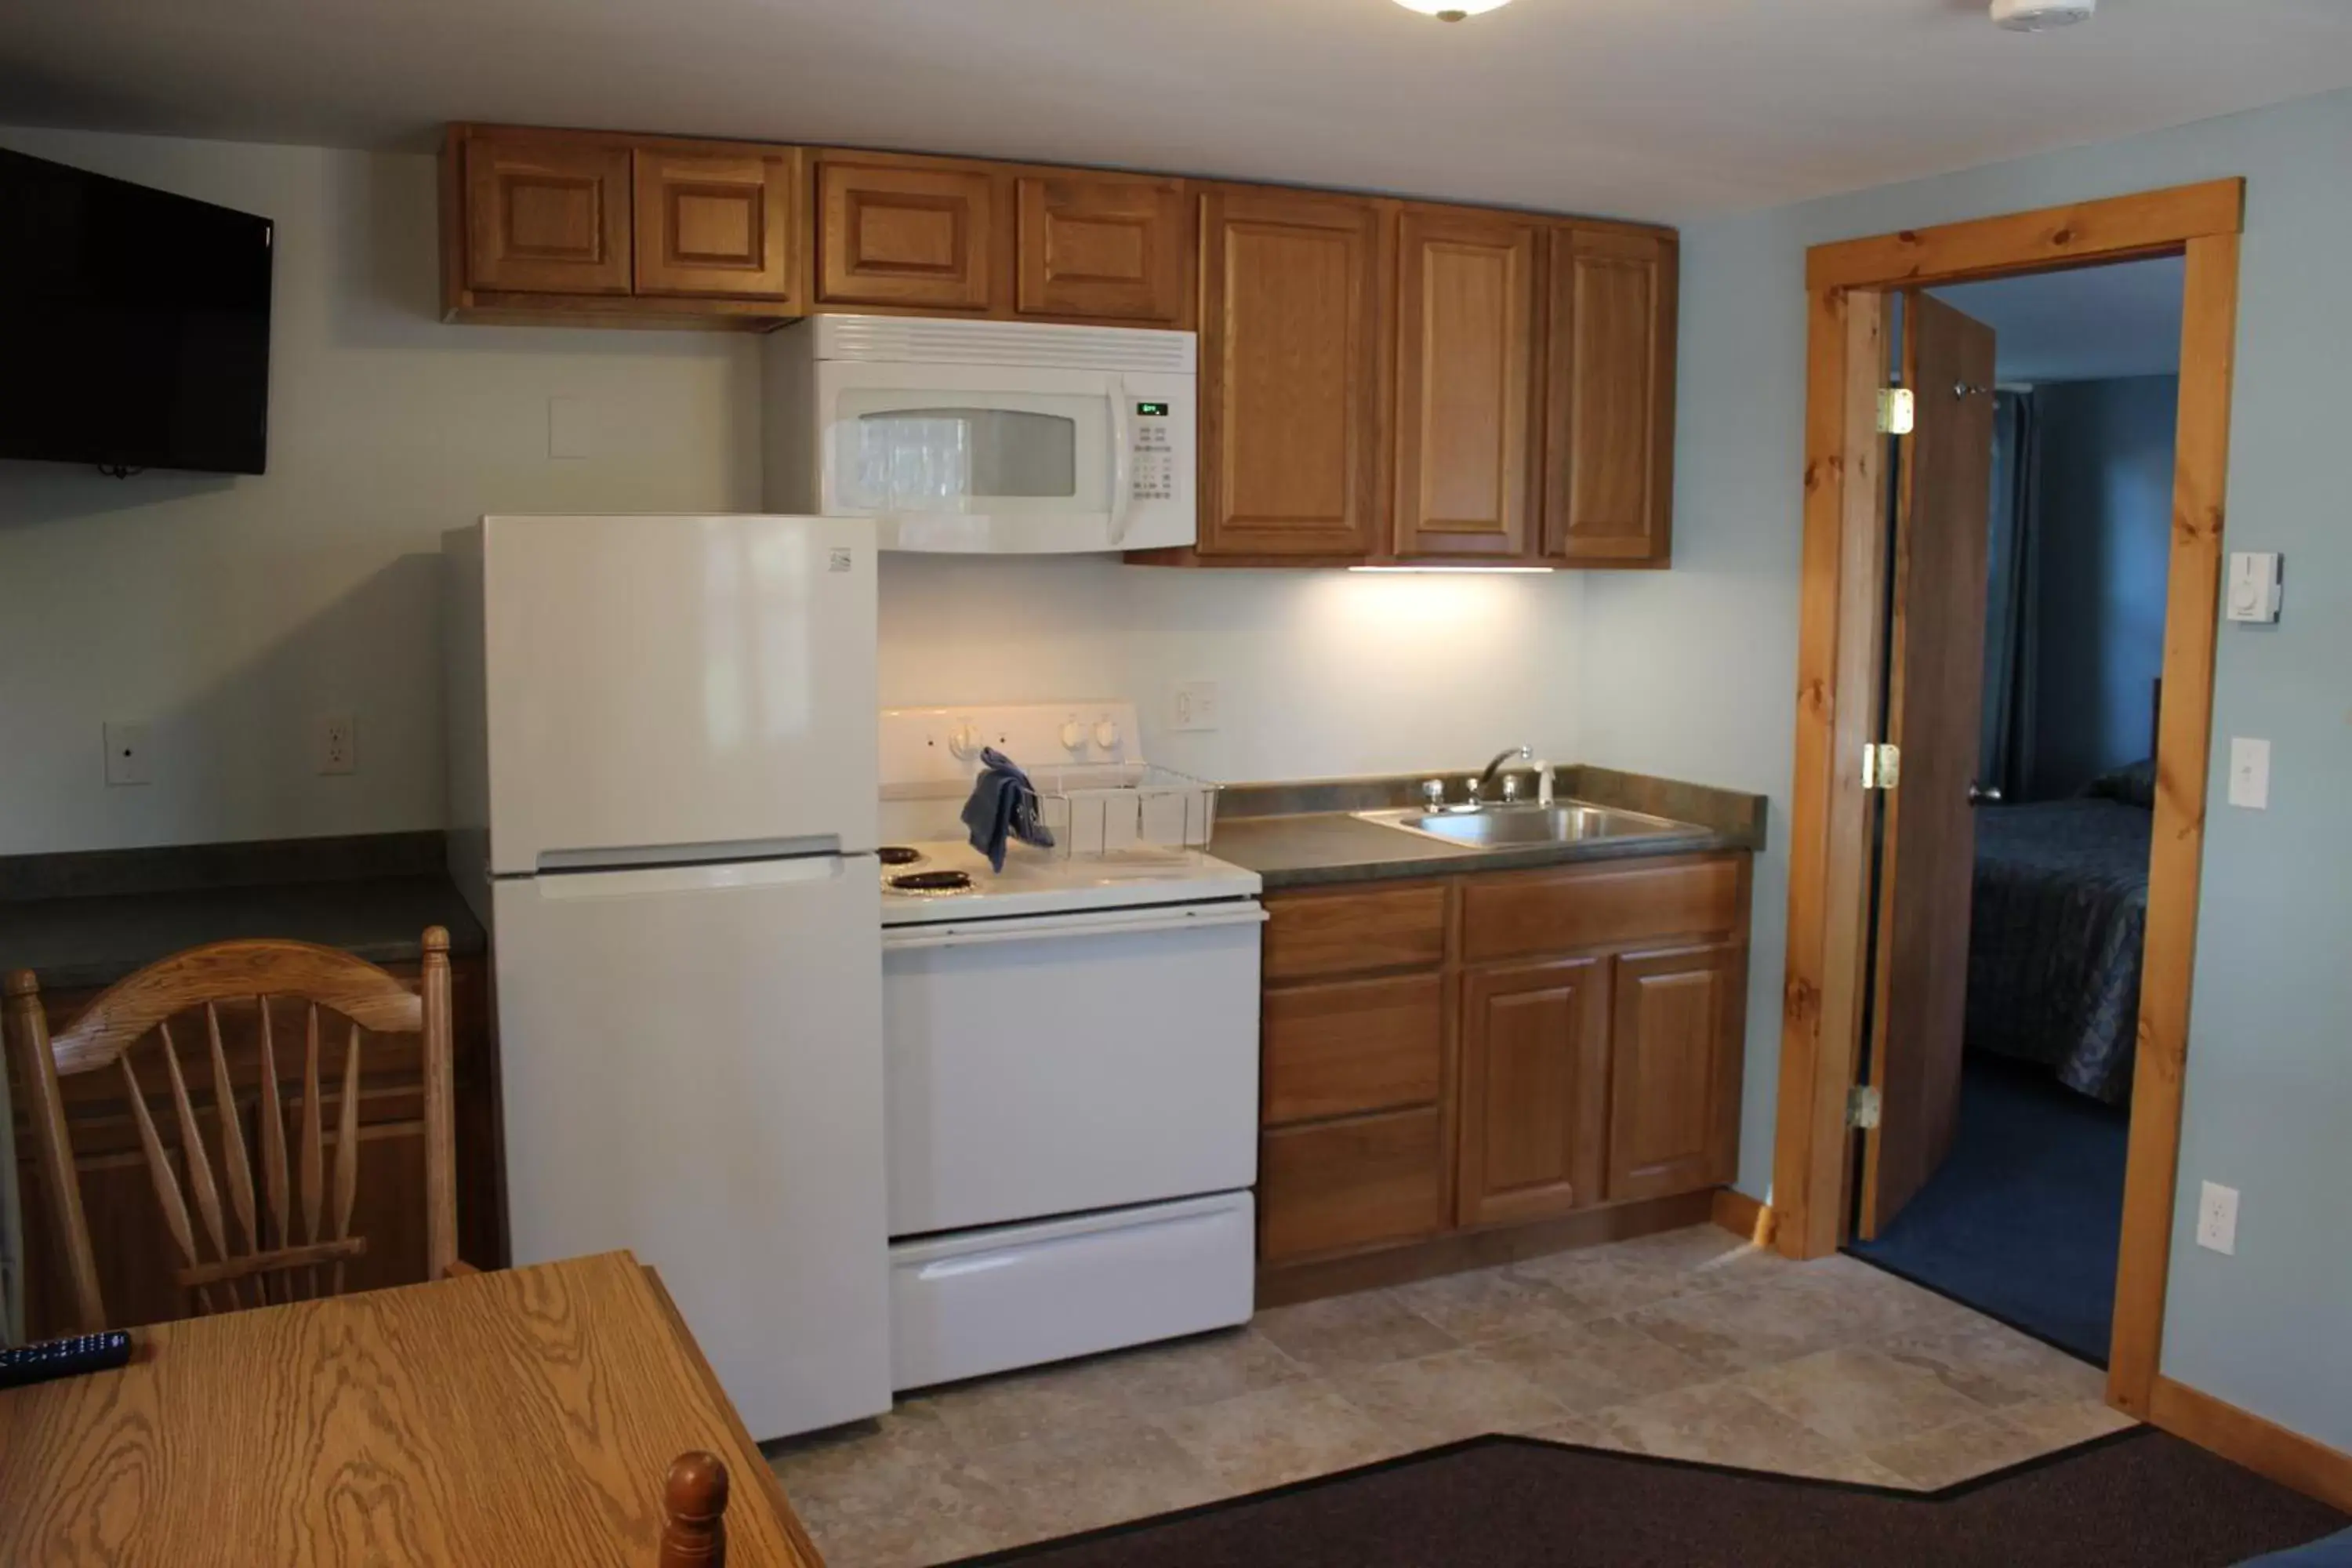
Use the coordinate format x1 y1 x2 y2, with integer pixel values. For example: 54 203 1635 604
1461 855 1740 963
1260 1107 1446 1262
1263 974 1445 1126
1263 883 1449 982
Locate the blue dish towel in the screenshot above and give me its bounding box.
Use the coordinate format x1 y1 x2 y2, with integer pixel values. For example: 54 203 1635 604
960 746 1056 872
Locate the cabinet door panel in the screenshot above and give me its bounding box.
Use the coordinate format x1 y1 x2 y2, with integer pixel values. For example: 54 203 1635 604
1545 229 1677 564
1017 174 1190 325
1260 1107 1446 1262
1262 973 1445 1126
1457 956 1610 1228
1198 187 1386 557
1608 942 1743 1201
1394 209 1542 560
633 145 802 303
464 134 633 296
818 159 997 310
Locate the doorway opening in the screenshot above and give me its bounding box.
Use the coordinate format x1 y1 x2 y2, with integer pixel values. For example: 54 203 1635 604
1843 260 2185 1365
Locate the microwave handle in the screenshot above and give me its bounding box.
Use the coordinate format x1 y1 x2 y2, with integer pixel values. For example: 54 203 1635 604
1107 376 1134 545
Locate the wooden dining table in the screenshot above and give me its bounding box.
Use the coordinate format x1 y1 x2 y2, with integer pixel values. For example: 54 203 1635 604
0 1251 825 1566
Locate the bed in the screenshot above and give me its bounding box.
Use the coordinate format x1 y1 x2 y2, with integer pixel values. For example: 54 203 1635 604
1963 764 2154 1105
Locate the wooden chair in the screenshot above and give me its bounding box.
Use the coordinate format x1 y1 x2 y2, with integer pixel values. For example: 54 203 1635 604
3 928 462 1331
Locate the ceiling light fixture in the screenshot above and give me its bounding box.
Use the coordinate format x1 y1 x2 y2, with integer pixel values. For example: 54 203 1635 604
1990 0 2096 31
1392 0 1512 20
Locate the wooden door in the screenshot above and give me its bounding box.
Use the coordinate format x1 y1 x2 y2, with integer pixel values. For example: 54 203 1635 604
815 157 998 311
1392 207 1542 560
462 131 633 296
1858 294 1998 1238
1196 186 1387 558
631 143 803 303
1457 956 1610 1228
1608 942 1744 1201
1544 229 1678 564
1016 173 1191 325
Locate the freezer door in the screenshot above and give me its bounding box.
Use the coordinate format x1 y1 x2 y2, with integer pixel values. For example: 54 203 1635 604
481 514 877 873
493 856 888 1439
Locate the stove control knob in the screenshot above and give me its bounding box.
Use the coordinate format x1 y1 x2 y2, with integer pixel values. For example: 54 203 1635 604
1060 720 1087 751
1092 719 1122 751
948 720 981 760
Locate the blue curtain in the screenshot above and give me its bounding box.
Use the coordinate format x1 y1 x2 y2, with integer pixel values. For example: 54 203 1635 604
1979 390 2042 802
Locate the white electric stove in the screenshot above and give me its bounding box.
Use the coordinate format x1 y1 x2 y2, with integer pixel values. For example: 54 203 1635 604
876 705 1264 1394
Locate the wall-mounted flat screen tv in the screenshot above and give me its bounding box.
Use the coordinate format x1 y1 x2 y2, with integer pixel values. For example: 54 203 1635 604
0 147 274 475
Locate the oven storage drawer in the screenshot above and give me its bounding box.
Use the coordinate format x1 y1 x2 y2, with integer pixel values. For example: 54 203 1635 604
883 902 1264 1236
887 1192 1254 1392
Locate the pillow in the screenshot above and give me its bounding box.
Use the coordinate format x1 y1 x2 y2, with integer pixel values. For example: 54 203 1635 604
2084 758 2158 808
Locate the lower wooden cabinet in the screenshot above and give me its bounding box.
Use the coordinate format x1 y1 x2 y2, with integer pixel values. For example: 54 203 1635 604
1608 941 1744 1201
1255 854 1749 1283
1456 955 1610 1229
10 955 501 1338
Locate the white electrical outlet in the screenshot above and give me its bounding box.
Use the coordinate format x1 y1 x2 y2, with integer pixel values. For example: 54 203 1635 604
1171 681 1220 732
2227 737 2270 809
2196 1181 2239 1255
317 713 357 775
103 720 153 786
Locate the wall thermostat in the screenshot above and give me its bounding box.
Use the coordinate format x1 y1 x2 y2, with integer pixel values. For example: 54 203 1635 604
2226 551 2282 624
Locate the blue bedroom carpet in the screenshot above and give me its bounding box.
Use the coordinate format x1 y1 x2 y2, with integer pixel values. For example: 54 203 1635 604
1849 1052 2129 1364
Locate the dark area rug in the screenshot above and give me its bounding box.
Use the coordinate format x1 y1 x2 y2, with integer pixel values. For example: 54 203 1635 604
1850 1051 2129 1363
948 1429 2347 1568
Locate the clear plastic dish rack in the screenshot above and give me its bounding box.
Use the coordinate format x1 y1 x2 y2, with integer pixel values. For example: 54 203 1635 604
1027 762 1221 857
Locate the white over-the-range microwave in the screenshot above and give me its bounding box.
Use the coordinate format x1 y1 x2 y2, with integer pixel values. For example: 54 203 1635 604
762 314 1197 554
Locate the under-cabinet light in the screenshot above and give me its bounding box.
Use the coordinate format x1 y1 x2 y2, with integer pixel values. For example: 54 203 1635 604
1348 564 1556 574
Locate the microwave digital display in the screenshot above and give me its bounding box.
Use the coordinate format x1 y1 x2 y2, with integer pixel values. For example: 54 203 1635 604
1135 401 1171 418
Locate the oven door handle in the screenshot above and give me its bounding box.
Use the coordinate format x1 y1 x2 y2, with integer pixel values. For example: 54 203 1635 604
883 902 1267 952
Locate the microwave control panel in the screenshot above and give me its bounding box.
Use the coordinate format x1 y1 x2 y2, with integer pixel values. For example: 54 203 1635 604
1131 401 1179 503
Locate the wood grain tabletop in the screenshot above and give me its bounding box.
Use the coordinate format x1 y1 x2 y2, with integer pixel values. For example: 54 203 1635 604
0 1251 824 1567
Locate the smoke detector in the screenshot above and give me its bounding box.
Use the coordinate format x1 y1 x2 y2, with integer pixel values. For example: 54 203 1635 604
1991 0 2096 31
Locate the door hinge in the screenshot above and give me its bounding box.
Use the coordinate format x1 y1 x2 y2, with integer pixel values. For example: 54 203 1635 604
1847 1085 1882 1130
1877 387 1915 435
1861 742 1901 790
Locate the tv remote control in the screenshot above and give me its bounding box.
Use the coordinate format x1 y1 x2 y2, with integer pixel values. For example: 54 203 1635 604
0 1330 133 1390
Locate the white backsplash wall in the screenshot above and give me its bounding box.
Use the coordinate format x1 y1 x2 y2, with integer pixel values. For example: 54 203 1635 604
0 126 761 855
879 555 1584 785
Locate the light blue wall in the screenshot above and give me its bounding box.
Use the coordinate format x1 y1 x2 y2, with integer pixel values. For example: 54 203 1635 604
1588 88 2352 1450
2031 376 2177 800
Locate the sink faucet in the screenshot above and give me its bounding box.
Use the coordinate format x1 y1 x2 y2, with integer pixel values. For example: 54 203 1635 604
1469 746 1530 807
1468 746 1555 809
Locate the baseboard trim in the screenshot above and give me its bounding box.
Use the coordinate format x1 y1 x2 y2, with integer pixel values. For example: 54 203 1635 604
1255 1189 1713 1309
1711 1186 1777 1248
2150 1374 2352 1512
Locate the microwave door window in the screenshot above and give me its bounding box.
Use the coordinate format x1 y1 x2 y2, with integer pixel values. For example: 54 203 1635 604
853 407 1079 510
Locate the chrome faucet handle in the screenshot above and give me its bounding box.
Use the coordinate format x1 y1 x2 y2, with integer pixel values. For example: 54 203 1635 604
1500 774 1523 803
1463 778 1483 807
1421 779 1446 810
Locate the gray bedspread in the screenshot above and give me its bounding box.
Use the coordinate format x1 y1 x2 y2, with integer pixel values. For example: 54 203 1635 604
1965 798 2153 1104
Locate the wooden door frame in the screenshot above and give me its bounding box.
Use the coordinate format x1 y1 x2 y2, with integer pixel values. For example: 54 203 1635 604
1769 178 2245 1419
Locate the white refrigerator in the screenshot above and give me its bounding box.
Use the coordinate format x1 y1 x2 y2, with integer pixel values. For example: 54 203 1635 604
445 514 889 1440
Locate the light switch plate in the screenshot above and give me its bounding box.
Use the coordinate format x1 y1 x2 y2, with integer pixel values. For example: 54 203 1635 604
1171 681 1220 732
2226 551 2281 623
103 720 152 786
2197 1181 2239 1255
2227 737 2270 809
548 397 590 460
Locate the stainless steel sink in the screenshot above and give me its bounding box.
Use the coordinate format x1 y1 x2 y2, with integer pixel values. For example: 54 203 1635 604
1355 801 1697 849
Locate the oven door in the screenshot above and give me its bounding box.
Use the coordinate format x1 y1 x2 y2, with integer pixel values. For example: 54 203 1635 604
881 901 1265 1237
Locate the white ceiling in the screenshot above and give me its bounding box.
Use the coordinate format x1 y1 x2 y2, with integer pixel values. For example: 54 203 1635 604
5 0 2352 220
1933 256 2184 383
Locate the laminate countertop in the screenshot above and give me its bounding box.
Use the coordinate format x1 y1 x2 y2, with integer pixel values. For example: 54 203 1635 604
1208 766 1767 892
0 834 485 992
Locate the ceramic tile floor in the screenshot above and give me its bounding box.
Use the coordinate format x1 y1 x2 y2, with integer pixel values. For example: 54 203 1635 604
764 1224 2135 1566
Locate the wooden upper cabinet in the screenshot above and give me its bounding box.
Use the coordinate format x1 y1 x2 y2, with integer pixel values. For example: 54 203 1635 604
1393 207 1543 561
632 143 804 303
1016 173 1191 325
1544 228 1679 565
1196 186 1388 559
1457 955 1610 1229
462 131 633 296
817 156 998 312
1607 941 1744 1202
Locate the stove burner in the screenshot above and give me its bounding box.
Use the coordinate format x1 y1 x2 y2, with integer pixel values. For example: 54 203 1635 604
877 847 924 866
887 869 974 895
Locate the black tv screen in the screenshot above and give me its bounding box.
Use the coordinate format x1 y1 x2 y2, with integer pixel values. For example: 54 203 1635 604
0 148 274 475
